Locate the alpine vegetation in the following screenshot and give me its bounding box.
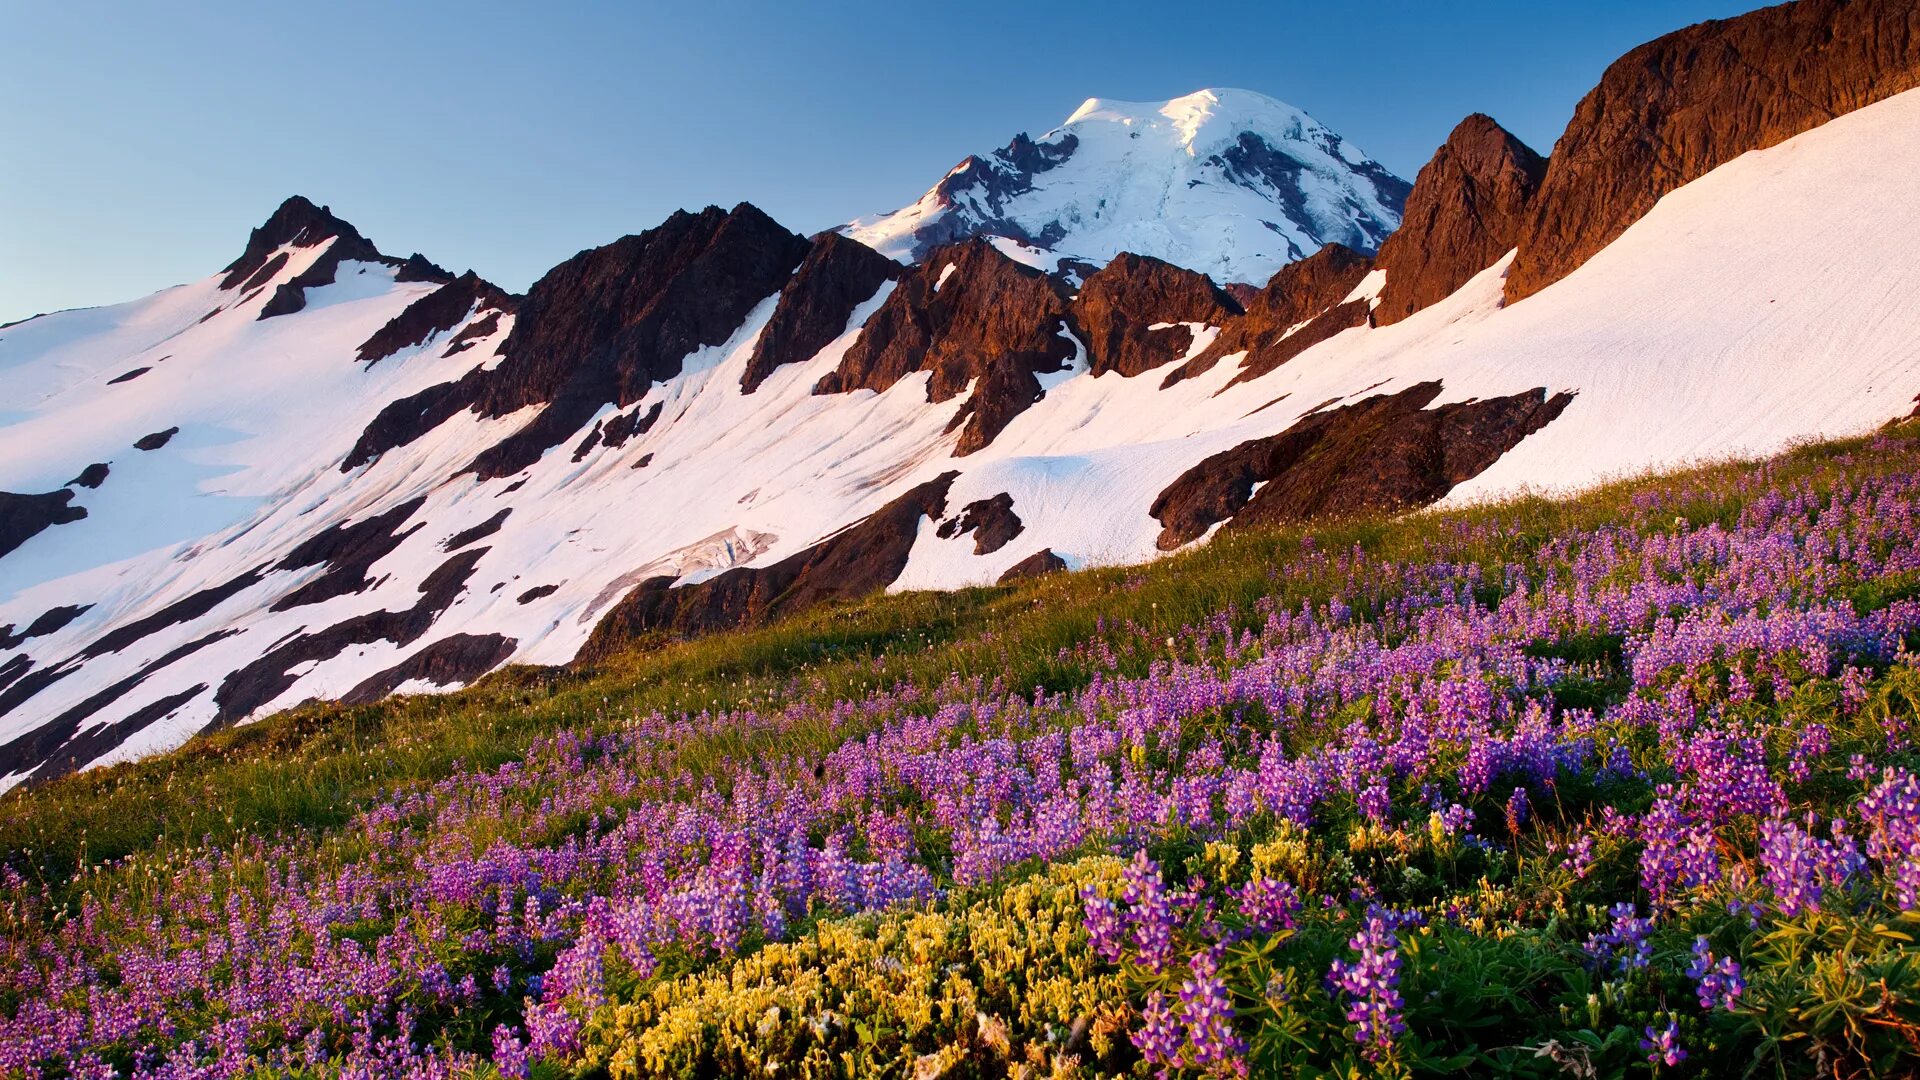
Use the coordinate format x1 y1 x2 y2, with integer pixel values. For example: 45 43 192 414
7 423 1920 1077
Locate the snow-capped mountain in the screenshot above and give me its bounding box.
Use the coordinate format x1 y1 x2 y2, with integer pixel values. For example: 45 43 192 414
842 88 1411 284
3 0 1918 790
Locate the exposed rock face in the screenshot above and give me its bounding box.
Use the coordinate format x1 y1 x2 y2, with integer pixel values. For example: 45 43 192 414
107 367 150 385
210 548 486 727
1374 115 1547 325
463 203 811 478
220 196 381 291
67 463 110 489
355 272 514 366
815 240 1073 454
0 632 230 785
217 196 450 321
937 492 1024 554
340 633 517 705
742 232 898 393
998 548 1067 583
1151 382 1573 548
1506 0 1920 302
442 508 510 552
1074 253 1242 378
344 204 809 476
0 605 90 651
1165 244 1374 388
0 490 87 559
889 132 1082 258
134 427 178 451
579 473 957 657
268 498 426 612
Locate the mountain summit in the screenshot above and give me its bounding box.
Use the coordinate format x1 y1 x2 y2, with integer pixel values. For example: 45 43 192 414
842 88 1410 284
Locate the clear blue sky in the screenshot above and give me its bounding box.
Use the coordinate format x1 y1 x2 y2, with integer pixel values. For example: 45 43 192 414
1 1 1771 324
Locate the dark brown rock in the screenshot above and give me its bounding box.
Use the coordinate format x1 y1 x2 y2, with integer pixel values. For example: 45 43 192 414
579 472 957 658
355 272 514 365
394 253 454 284
1074 253 1241 378
1507 0 1920 302
997 548 1067 584
516 584 559 604
1223 300 1373 389
937 491 1024 555
0 604 90 652
1374 115 1547 325
816 240 1073 454
67 463 110 489
1150 381 1573 548
107 367 151 384
134 427 179 451
442 508 510 552
464 203 811 479
220 196 381 291
268 498 426 612
340 633 517 704
343 376 483 471
442 311 503 357
1164 244 1374 388
743 232 899 393
0 631 231 784
79 568 265 660
0 490 87 559
210 547 486 727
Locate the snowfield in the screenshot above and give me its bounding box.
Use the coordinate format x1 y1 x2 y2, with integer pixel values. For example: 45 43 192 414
3 85 1920 786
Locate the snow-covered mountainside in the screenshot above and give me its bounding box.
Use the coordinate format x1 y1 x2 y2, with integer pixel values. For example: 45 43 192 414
842 88 1411 285
2 0 1918 790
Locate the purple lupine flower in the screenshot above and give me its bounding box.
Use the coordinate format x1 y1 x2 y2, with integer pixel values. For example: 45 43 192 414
1179 945 1249 1075
1686 936 1744 1011
1583 903 1653 973
1123 851 1178 973
1237 876 1301 934
1081 885 1127 963
1326 908 1407 1061
1132 990 1185 1070
1640 1017 1686 1067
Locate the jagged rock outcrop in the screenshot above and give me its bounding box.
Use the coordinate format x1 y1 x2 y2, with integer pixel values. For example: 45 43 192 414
998 548 1067 583
937 492 1024 555
220 196 381 291
1506 0 1920 302
1151 382 1573 547
340 633 517 705
355 272 514 365
815 239 1073 454
579 473 957 656
134 427 178 451
0 605 89 652
66 463 109 489
268 498 426 612
1164 244 1374 388
219 196 452 320
1074 253 1242 378
210 547 487 727
0 490 87 559
344 203 810 476
741 232 898 393
1374 115 1547 325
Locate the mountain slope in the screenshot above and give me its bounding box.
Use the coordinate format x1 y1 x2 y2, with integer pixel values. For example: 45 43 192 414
842 88 1410 284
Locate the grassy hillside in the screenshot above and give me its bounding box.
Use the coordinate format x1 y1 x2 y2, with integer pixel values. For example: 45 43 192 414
7 426 1920 1078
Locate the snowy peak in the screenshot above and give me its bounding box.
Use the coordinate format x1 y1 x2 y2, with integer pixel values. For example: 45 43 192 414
844 87 1410 285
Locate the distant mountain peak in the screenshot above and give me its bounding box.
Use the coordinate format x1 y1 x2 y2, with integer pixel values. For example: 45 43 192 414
843 87 1410 285
220 196 382 289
